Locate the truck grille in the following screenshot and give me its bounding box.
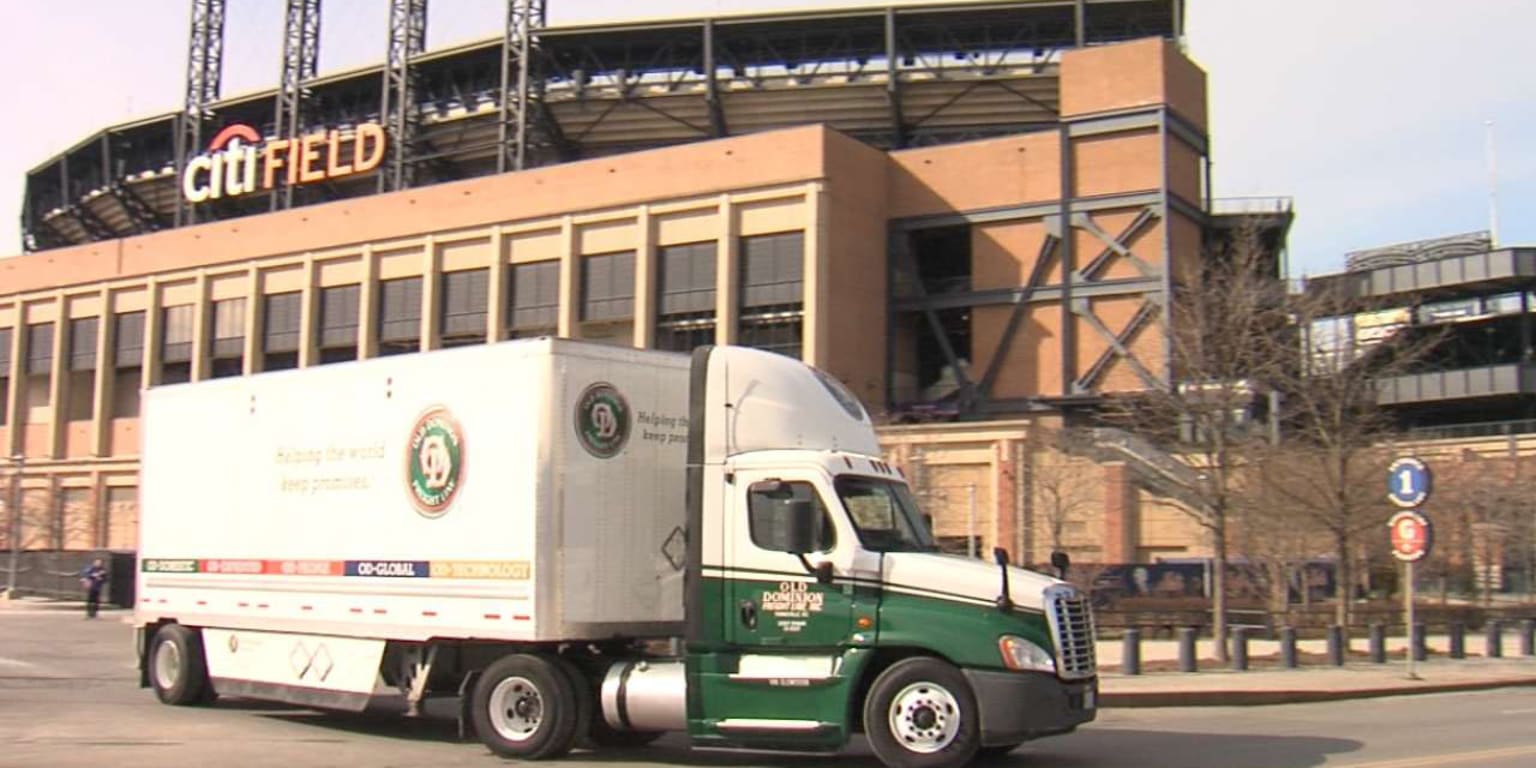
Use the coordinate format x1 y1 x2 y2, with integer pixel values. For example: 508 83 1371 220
1044 585 1096 680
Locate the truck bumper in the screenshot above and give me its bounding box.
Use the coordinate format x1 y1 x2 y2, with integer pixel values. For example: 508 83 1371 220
962 669 1097 747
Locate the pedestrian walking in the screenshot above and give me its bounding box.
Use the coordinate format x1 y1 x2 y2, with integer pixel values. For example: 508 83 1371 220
79 559 108 618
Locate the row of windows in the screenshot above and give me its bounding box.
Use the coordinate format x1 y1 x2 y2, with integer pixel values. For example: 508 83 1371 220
0 234 807 426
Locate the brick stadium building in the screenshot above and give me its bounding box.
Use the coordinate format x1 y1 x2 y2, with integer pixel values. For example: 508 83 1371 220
1 0 1281 569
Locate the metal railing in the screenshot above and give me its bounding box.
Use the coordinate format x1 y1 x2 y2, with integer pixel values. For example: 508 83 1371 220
1211 196 1294 216
1408 418 1536 441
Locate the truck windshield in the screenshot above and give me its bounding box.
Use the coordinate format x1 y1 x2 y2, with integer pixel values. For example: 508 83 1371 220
834 476 938 553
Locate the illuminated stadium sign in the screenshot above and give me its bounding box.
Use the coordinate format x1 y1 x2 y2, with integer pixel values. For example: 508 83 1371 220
181 123 386 204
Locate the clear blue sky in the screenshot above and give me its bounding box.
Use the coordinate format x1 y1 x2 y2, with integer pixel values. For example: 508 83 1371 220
1 0 1532 276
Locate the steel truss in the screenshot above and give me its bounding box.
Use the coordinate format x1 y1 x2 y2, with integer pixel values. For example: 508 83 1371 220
175 0 226 227
381 0 428 192
498 0 546 173
275 0 323 209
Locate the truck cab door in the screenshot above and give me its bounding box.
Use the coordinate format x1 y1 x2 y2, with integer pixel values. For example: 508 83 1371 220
689 470 865 748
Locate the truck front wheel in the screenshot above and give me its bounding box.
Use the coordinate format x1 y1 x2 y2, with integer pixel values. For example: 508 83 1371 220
471 654 581 760
148 624 210 706
864 658 980 768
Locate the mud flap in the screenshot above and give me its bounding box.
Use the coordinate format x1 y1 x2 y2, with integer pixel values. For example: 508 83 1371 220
457 670 481 741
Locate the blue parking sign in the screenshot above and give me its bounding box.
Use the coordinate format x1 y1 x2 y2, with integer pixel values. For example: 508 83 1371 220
1386 457 1431 509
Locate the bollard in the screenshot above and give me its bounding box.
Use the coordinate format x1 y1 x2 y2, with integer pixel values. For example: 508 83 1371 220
1449 621 1465 660
1122 628 1142 676
1522 620 1535 657
1178 627 1198 673
1327 625 1346 667
1412 623 1427 662
1486 620 1503 659
1280 626 1298 669
1369 623 1386 664
1232 626 1249 671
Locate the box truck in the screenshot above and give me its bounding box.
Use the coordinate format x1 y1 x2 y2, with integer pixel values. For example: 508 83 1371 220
134 339 1095 767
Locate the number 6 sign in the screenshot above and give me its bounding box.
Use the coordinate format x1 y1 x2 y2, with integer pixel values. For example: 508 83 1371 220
1388 510 1433 562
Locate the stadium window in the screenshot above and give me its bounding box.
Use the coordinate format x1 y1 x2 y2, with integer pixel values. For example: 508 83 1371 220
739 232 805 359
67 317 98 422
210 298 245 378
26 322 54 412
160 305 194 385
0 327 10 427
441 269 489 348
581 252 636 323
507 261 558 338
656 242 717 352
112 312 145 418
377 277 423 356
317 285 361 364
263 292 302 371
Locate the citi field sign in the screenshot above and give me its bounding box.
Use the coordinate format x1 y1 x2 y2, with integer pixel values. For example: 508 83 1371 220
181 122 386 204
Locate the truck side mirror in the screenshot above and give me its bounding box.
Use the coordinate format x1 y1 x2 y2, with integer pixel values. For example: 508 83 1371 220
1050 550 1071 579
783 500 818 554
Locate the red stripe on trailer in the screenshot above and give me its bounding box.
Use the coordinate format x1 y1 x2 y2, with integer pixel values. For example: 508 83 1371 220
349 607 363 614
196 600 207 606
483 613 501 620
513 615 531 622
256 603 269 609
422 610 438 617
300 605 313 611
372 608 387 615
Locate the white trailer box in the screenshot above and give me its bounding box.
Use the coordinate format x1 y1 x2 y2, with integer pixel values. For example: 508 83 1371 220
137 339 691 643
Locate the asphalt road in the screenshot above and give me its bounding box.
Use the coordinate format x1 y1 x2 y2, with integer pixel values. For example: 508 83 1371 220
3 608 1536 768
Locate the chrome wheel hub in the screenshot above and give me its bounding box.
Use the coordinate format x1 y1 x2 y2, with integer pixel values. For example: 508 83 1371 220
888 681 961 753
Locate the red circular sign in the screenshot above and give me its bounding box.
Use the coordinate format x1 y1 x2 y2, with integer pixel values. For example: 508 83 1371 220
1388 511 1433 562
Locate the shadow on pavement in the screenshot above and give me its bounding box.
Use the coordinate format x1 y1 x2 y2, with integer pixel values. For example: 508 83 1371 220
996 728 1362 768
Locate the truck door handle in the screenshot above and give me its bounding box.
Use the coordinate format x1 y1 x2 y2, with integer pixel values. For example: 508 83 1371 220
739 600 758 630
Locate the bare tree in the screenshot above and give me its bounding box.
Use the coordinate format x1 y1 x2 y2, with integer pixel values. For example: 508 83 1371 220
1257 278 1445 628
1027 426 1100 561
1101 224 1291 662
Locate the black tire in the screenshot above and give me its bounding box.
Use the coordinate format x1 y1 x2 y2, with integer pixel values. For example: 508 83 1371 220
549 656 595 751
148 624 209 706
863 657 980 768
470 654 581 760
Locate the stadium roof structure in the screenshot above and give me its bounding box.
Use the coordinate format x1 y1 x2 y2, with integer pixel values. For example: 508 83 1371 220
21 0 1180 253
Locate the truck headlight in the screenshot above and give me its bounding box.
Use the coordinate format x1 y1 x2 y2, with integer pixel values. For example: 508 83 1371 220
998 635 1055 673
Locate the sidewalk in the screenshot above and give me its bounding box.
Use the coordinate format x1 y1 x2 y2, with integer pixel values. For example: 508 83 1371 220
1096 635 1536 707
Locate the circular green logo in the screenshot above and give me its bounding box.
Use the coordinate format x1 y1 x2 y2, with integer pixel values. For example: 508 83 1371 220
406 406 464 517
575 383 630 459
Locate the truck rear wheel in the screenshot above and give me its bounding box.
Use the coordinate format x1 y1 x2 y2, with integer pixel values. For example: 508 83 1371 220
471 654 581 760
864 657 980 768
148 624 210 706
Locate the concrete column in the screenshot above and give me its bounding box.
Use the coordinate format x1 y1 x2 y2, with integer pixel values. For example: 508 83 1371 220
3 317 22 456
297 255 318 368
47 295 67 459
993 439 1019 562
90 288 112 457
633 207 656 349
557 217 579 339
1102 461 1137 563
487 228 508 343
243 266 263 375
804 181 830 366
715 194 739 346
141 277 161 390
420 236 441 352
358 247 379 359
191 272 211 382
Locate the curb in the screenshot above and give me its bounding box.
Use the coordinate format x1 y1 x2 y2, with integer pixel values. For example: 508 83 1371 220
1100 676 1536 707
